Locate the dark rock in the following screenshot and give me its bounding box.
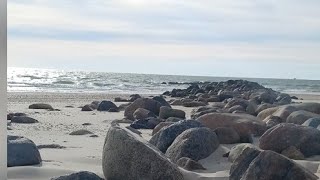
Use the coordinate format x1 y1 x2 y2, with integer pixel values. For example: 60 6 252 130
37 144 66 149
291 96 299 100
129 94 142 102
97 101 118 111
159 106 186 119
130 117 161 129
228 143 260 163
152 96 171 108
29 103 53 110
259 123 320 157
214 127 240 144
82 123 92 126
149 120 203 153
240 150 318 180
281 146 305 160
152 122 174 135
166 127 219 162
133 108 156 120
166 117 183 122
90 134 99 138
263 115 282 128
8 136 42 167
108 108 119 112
177 157 206 171
114 97 129 102
182 101 207 107
102 124 184 180
228 105 245 113
302 117 320 128
51 171 104 180
11 116 38 124
124 98 162 120
7 112 26 120
69 129 93 135
81 104 95 111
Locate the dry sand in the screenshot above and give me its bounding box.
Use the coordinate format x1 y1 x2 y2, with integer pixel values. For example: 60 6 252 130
7 92 320 180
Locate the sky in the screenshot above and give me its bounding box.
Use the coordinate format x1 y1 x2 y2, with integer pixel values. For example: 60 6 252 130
7 0 320 79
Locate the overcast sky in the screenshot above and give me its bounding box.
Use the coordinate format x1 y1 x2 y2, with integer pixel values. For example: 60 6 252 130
8 0 320 79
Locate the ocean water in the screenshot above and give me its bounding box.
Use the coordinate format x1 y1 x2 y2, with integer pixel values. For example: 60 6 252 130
7 67 320 95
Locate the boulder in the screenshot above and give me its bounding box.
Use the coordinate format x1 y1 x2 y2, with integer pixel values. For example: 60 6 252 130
152 96 171 108
257 107 279 121
182 101 207 107
69 129 93 135
272 106 298 121
281 146 305 160
152 122 174 135
263 115 282 128
29 103 53 110
81 104 95 111
149 120 203 153
124 98 162 120
51 171 103 180
108 108 119 112
286 110 320 125
97 101 118 111
133 108 156 120
8 136 42 167
246 99 258 115
229 144 261 180
197 113 266 138
225 98 248 109
228 105 245 113
130 117 161 129
255 103 275 114
228 143 260 163
166 117 183 123
166 127 219 162
259 123 320 157
240 151 318 180
102 124 184 180
177 157 206 171
302 117 320 128
292 102 320 114
11 116 38 124
214 127 240 144
129 94 142 102
159 106 186 119
7 112 26 120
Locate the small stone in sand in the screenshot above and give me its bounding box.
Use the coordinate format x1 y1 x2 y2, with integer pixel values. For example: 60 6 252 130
11 116 39 124
82 123 92 126
51 171 104 180
37 144 66 149
69 129 93 135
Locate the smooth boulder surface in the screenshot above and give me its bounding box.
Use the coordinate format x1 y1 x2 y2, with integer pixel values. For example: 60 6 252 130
197 113 266 138
29 103 53 110
149 120 203 153
166 127 219 163
259 123 320 157
133 108 156 120
241 151 318 180
51 171 104 180
97 101 118 111
302 117 320 128
286 110 320 125
214 127 240 144
159 106 186 119
228 143 260 163
81 104 95 111
11 116 39 124
152 122 173 135
124 98 162 120
8 135 42 167
182 101 207 107
102 124 184 180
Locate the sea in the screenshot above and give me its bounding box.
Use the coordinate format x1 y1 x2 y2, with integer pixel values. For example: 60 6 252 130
7 67 320 95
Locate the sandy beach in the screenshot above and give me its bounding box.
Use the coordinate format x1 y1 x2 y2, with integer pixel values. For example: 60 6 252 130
7 91 320 180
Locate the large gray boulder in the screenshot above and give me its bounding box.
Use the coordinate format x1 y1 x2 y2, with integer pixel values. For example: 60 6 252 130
102 124 184 180
11 116 39 124
214 127 240 144
152 96 171 108
159 106 186 119
133 108 156 120
166 127 219 163
149 120 203 153
124 98 162 120
286 110 320 125
241 151 318 180
259 123 320 157
228 143 260 163
51 171 104 180
8 136 42 167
